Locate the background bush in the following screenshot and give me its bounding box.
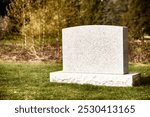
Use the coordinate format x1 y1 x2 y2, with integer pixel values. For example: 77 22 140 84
0 0 150 62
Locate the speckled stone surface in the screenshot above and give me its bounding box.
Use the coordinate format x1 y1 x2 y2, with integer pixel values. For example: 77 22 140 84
62 25 128 74
50 25 140 86
50 72 140 87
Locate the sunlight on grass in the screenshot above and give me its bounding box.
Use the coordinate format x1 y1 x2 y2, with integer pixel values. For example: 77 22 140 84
0 62 150 100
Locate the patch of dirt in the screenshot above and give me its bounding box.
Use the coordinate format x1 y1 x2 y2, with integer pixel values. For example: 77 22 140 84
0 44 62 63
0 41 150 63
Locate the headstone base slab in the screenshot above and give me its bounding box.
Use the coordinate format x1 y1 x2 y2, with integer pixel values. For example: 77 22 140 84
50 71 140 87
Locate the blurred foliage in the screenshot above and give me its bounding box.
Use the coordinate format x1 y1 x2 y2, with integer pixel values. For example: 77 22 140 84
5 0 127 44
0 0 10 16
123 0 150 40
0 0 149 62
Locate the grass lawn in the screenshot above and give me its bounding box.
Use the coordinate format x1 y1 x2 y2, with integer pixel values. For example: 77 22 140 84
0 62 150 100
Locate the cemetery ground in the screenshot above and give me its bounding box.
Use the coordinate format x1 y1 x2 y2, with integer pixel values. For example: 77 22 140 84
0 61 150 100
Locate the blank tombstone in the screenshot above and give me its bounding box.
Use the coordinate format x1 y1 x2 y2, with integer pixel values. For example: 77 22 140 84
50 25 140 87
63 25 128 74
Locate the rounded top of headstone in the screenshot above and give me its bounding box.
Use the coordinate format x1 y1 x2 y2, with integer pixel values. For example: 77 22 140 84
63 25 127 31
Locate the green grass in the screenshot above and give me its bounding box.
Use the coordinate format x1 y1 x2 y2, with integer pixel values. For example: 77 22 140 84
0 62 150 100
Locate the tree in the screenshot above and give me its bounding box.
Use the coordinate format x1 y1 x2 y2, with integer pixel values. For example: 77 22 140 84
113 0 129 25
123 0 150 40
80 0 104 25
0 0 10 16
102 0 116 25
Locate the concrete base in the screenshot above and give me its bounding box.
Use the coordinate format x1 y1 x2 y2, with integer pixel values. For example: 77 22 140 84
50 71 140 87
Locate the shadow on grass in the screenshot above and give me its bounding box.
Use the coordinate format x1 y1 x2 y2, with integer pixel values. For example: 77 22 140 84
140 76 150 86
